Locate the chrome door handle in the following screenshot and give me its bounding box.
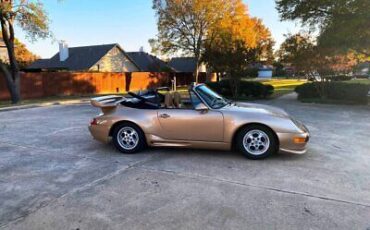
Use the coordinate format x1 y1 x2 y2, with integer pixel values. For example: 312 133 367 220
159 113 170 119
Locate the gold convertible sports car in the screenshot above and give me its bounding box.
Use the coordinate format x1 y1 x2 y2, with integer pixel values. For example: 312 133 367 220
89 84 309 159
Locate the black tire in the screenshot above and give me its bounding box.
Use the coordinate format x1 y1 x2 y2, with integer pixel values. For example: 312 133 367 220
236 124 278 160
112 122 146 154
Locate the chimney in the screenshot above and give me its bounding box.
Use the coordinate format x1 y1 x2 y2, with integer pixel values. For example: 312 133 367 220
59 40 69 62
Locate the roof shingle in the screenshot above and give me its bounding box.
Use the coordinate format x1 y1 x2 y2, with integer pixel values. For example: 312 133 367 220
126 52 171 72
168 57 197 73
27 44 120 71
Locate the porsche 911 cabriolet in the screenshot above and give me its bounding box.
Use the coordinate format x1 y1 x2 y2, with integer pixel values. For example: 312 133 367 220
89 84 309 159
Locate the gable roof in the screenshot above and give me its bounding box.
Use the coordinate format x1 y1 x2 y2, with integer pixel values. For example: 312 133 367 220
126 52 171 72
168 57 198 73
27 43 138 71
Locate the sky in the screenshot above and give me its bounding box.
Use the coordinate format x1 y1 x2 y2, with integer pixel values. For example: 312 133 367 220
15 0 302 58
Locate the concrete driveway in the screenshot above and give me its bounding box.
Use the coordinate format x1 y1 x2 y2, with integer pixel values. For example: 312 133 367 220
0 94 369 230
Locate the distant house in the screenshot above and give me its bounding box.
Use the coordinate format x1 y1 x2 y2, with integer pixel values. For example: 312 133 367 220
126 52 172 72
258 66 273 79
167 57 216 84
27 42 140 72
168 57 207 73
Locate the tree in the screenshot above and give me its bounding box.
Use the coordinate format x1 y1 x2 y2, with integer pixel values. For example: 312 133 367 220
202 1 273 98
276 0 370 56
14 39 39 68
0 35 39 68
249 18 275 64
276 33 315 76
277 33 358 79
0 0 50 104
151 0 232 83
203 0 273 98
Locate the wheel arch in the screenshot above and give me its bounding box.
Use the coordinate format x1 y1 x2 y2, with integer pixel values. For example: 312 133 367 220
231 123 279 150
109 120 145 138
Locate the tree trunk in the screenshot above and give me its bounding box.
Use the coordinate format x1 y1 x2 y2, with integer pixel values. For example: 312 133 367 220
194 60 200 83
1 16 21 104
0 63 20 103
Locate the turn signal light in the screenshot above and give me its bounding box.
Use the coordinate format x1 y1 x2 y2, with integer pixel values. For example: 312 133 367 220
293 137 307 144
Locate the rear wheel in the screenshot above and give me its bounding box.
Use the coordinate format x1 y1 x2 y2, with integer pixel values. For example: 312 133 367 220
236 125 278 160
112 122 146 154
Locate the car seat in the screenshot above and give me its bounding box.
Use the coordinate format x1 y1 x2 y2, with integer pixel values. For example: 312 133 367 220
164 92 174 108
173 91 182 108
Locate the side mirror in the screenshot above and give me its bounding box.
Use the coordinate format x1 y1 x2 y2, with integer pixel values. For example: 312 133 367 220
195 103 209 112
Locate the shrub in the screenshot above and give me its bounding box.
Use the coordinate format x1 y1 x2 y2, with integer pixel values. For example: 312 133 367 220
206 80 274 99
326 75 352 81
295 83 321 99
245 67 259 78
295 82 370 104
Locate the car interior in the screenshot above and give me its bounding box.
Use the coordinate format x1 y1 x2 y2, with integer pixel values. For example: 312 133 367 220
120 87 199 110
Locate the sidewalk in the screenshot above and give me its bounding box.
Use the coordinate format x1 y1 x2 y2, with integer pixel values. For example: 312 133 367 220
0 98 90 112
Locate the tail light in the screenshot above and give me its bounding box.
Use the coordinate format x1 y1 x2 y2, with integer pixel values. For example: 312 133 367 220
90 118 98 125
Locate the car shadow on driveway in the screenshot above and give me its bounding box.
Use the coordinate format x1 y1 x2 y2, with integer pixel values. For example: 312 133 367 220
135 146 308 163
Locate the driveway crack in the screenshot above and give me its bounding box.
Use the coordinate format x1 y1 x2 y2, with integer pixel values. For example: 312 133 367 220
0 155 158 229
136 166 370 209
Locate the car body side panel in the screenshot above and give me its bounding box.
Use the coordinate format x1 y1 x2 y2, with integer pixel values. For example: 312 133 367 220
217 104 309 153
146 134 230 150
90 106 161 143
221 111 299 142
157 109 224 141
91 106 225 144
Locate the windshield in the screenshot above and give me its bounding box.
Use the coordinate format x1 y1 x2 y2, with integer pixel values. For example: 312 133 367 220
195 85 228 109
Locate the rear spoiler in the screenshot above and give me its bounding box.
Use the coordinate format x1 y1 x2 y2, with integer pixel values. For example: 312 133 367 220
91 95 126 114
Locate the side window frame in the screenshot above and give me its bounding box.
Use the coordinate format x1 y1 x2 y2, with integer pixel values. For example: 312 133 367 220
189 90 203 110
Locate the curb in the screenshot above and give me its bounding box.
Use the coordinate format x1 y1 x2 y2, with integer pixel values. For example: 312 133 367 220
0 99 90 112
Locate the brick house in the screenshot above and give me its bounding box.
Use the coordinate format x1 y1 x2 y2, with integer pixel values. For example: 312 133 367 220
27 42 140 72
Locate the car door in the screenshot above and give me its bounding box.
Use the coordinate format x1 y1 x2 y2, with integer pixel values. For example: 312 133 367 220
157 108 224 142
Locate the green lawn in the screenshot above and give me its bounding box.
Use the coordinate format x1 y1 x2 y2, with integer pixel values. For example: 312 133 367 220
344 79 370 85
259 79 307 98
264 78 370 99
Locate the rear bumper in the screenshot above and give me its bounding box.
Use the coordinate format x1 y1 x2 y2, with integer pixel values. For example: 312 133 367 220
277 132 310 155
89 124 111 143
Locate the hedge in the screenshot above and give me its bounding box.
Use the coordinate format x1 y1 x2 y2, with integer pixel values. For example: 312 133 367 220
295 82 370 104
329 75 353 81
206 80 274 99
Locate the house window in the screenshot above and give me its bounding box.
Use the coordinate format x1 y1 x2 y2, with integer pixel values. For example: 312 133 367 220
97 64 100 72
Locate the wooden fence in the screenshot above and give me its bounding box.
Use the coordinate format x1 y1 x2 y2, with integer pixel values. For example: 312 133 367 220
0 72 215 100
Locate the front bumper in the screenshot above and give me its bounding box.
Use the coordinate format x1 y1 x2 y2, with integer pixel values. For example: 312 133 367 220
277 132 310 155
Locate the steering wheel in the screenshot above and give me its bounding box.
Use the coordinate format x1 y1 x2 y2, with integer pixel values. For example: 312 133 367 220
128 92 148 102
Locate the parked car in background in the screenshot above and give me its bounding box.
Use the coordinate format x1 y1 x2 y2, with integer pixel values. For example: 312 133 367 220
354 61 370 78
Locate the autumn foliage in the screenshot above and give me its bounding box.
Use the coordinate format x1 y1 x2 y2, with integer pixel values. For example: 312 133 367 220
203 0 274 98
152 0 273 86
14 38 39 68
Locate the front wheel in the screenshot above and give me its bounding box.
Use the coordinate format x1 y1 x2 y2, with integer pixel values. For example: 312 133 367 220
236 125 278 160
112 122 146 154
